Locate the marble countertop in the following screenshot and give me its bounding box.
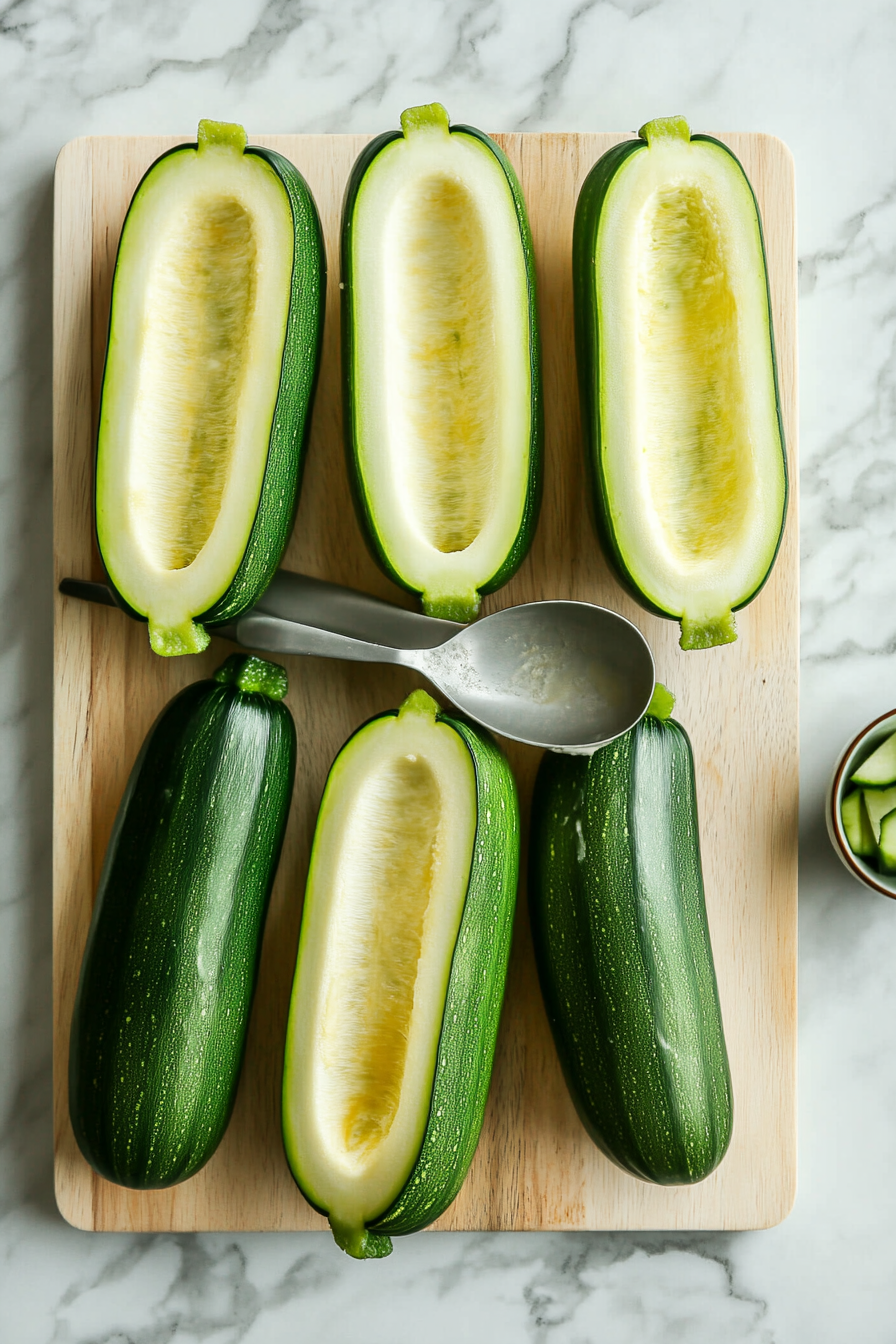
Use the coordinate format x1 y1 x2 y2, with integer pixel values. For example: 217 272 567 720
3 0 896 1338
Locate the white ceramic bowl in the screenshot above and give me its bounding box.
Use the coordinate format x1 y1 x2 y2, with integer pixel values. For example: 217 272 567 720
827 708 896 899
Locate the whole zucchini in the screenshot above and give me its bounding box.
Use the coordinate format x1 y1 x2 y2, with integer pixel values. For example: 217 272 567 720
69 654 296 1188
96 119 326 656
342 102 542 623
282 690 519 1257
529 690 732 1184
573 115 787 650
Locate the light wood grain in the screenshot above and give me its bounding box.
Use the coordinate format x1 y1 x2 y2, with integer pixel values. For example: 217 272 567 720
53 131 798 1232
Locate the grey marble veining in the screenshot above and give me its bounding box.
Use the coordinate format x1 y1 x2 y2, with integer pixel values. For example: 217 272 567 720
4 0 896 1339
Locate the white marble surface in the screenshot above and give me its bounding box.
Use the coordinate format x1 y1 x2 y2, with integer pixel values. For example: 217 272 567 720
3 0 896 1338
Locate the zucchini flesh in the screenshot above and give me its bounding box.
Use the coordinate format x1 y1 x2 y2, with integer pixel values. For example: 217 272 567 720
68 655 296 1189
282 690 519 1257
96 119 325 656
573 115 787 650
529 699 732 1184
342 103 542 622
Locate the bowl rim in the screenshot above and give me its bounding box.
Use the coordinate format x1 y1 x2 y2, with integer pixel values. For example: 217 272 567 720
830 707 896 899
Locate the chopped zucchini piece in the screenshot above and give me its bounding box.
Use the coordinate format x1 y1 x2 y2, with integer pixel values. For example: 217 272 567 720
841 790 876 858
879 808 896 872
851 729 896 788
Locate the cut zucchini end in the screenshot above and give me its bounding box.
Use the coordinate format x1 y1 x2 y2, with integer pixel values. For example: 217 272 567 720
331 1217 393 1260
148 617 210 658
646 682 675 722
422 589 480 623
679 611 737 652
398 688 440 722
639 114 691 146
400 102 450 138
197 118 247 155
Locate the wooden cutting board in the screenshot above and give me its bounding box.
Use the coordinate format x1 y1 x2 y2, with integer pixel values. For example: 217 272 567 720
53 131 798 1233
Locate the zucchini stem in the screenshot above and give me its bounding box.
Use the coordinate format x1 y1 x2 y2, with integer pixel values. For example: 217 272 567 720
400 102 450 138
197 118 248 154
639 115 691 146
330 1217 393 1259
646 682 675 721
148 617 210 658
679 610 737 651
214 654 289 700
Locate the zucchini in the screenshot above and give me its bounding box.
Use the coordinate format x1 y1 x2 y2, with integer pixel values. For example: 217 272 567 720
69 654 296 1188
573 115 787 650
861 785 896 844
96 119 326 656
341 103 542 622
879 809 896 872
841 790 876 858
529 689 732 1184
851 729 896 787
282 689 519 1257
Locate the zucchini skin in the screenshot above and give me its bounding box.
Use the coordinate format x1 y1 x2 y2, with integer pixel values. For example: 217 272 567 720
69 664 296 1189
372 710 520 1236
529 716 732 1184
572 132 788 624
97 138 326 630
340 123 542 608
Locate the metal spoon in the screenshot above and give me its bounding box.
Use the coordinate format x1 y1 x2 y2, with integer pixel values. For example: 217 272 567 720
60 572 655 752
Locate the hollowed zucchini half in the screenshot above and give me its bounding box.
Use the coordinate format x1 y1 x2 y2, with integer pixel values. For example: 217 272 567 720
282 690 519 1258
342 103 542 623
573 115 787 651
96 120 326 657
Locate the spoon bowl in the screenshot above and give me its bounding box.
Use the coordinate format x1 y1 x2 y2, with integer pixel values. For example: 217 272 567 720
418 601 654 750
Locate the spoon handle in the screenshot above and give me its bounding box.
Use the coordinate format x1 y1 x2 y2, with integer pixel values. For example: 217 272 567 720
224 611 421 670
254 570 462 650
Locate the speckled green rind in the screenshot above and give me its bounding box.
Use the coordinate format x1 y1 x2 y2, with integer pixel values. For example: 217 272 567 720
341 120 542 616
529 716 732 1185
68 659 296 1189
96 138 326 632
572 129 787 632
370 710 520 1236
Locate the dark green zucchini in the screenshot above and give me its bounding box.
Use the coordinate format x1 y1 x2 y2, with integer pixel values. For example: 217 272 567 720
96 119 326 656
69 654 296 1188
529 691 732 1184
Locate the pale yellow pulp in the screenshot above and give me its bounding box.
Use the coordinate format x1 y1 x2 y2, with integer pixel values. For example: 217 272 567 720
392 174 498 554
320 754 442 1157
636 183 751 567
130 197 258 570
